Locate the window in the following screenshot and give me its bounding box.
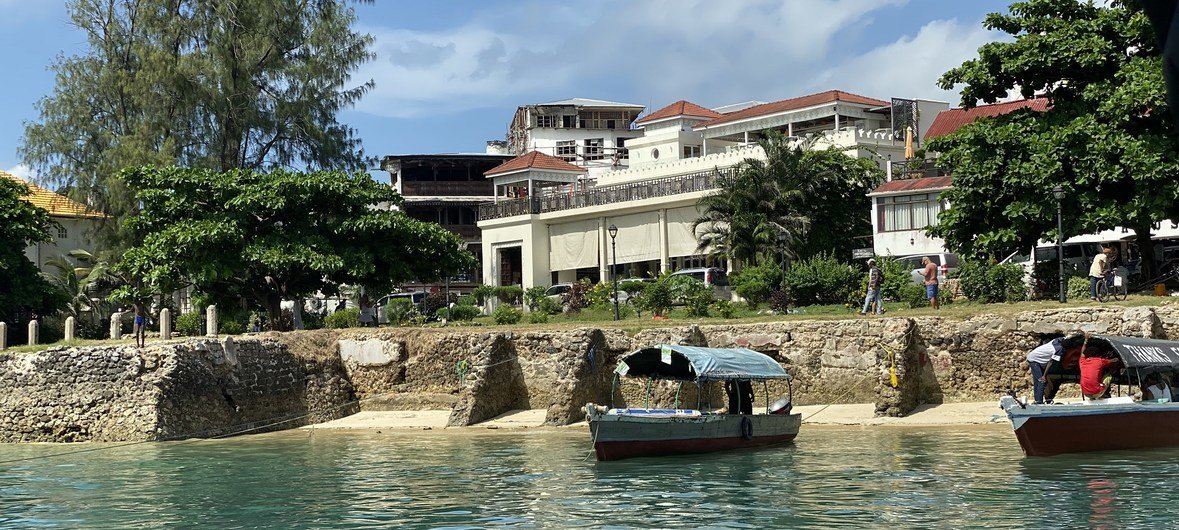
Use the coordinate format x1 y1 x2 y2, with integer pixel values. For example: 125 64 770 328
57 226 67 239
562 115 576 128
682 145 701 158
556 140 577 161
651 148 660 160
876 193 945 232
536 115 556 128
585 138 604 160
606 119 616 129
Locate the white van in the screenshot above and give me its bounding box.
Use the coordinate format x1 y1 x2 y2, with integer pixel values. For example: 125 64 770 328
1004 242 1104 273
669 267 732 300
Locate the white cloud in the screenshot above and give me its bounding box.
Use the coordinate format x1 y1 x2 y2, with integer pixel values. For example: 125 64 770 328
810 19 1002 104
5 163 33 180
353 0 915 117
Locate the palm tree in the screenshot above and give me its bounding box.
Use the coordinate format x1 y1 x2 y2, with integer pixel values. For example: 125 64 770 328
43 250 113 324
694 131 812 268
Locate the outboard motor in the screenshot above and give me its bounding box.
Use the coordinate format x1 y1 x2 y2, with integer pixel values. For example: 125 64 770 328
769 396 792 415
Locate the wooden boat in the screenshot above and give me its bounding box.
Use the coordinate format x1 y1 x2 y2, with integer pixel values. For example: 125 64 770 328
587 344 800 461
1000 334 1179 457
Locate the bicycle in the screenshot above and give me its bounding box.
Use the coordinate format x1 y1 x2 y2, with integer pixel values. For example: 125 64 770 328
1095 271 1127 302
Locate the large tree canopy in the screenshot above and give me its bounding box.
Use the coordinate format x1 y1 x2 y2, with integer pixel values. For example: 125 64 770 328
929 0 1179 278
694 131 883 266
118 167 476 329
21 0 375 250
0 178 68 329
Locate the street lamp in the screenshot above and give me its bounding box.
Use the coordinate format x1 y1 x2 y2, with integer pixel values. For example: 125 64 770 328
608 224 619 321
1053 185 1066 303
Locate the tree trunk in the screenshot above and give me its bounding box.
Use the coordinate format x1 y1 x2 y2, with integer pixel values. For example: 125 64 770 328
1135 224 1159 284
266 294 286 332
292 298 304 330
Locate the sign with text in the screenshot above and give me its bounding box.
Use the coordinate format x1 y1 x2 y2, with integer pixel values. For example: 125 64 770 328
852 248 875 259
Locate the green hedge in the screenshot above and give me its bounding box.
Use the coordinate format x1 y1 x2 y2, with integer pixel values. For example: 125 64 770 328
953 260 1027 303
785 254 859 306
176 312 201 336
325 308 361 329
493 304 522 324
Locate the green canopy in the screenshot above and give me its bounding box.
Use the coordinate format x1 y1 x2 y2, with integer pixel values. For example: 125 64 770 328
615 344 790 382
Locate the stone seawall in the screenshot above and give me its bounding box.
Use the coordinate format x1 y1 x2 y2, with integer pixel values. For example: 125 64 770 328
0 335 356 442
7 305 1179 442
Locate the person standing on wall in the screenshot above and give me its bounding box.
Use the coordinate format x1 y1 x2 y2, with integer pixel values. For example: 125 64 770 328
1027 337 1063 404
922 256 940 309
131 301 147 348
859 258 884 316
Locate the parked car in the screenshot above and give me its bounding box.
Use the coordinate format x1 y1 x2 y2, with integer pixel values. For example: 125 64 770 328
669 267 732 300
375 292 427 324
895 253 959 285
612 277 655 304
545 283 573 303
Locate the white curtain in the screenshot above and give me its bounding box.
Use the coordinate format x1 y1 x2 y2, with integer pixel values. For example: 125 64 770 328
609 212 661 263
549 220 600 271
666 206 704 257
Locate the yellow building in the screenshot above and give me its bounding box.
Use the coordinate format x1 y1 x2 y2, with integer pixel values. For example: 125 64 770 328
2 171 105 272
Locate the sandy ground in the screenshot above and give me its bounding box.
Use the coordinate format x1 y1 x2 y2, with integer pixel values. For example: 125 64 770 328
304 401 1009 431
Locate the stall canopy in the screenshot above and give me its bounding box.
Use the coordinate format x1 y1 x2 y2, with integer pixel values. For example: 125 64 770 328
616 344 790 382
1048 334 1179 383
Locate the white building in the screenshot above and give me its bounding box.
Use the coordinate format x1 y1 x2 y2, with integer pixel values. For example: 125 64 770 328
505 98 645 179
3 171 104 273
478 90 949 290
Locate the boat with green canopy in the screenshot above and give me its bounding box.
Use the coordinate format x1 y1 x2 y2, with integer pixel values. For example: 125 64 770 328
586 344 800 461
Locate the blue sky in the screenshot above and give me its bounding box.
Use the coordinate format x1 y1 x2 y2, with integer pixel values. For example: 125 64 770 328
0 0 1013 181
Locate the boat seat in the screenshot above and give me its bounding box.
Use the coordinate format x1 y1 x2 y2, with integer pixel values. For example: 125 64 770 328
607 408 704 417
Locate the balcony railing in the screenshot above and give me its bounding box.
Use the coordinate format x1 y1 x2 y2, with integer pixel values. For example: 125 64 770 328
402 181 493 197
440 224 480 240
890 159 949 180
478 166 733 221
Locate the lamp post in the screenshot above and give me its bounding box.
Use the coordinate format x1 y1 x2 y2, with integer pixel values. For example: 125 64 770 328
1053 185 1066 303
608 224 619 321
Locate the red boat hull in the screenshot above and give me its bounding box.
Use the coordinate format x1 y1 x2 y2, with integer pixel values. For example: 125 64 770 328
1015 408 1179 456
594 432 797 461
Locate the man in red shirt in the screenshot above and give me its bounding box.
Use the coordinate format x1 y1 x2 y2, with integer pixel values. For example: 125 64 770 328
1079 350 1122 399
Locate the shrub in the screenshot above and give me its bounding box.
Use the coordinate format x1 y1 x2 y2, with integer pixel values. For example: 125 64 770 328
564 281 590 313
176 312 201 336
524 286 549 312
528 312 549 324
302 310 325 330
856 257 910 302
422 291 458 319
221 320 244 335
472 284 496 306
538 296 563 315
731 264 783 308
1068 275 1091 301
768 289 791 313
325 308 361 329
493 304 522 324
714 299 736 319
457 294 477 307
440 304 480 322
953 261 1027 303
585 282 614 308
668 275 712 317
785 254 859 306
898 283 928 308
385 299 414 325
1031 259 1087 300
493 285 523 305
638 278 675 316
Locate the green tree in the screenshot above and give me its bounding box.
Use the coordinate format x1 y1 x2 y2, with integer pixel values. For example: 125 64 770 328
0 178 68 330
118 166 476 330
930 0 1179 279
694 131 883 266
20 0 375 251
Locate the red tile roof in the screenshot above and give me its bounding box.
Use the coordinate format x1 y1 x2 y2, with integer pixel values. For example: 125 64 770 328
869 176 953 195
1 171 106 219
484 151 588 177
635 100 723 125
693 90 889 129
925 98 1050 139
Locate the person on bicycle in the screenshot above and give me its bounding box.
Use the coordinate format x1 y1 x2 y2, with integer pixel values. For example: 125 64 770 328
1089 247 1113 301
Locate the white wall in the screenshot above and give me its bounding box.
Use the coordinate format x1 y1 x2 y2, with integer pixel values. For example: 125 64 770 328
24 217 100 273
870 196 949 257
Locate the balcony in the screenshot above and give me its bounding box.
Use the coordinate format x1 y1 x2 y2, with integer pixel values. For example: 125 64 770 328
890 159 949 180
402 181 493 197
478 166 734 221
440 224 480 240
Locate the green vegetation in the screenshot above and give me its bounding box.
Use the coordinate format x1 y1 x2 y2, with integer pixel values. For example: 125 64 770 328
930 0 1179 281
953 261 1027 303
493 304 523 325
730 264 784 309
325 309 361 329
118 166 474 330
175 313 201 336
785 254 859 306
21 0 375 251
0 178 67 338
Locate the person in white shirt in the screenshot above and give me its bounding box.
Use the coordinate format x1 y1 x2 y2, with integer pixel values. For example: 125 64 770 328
1027 338 1063 404
1142 373 1173 402
1088 248 1111 301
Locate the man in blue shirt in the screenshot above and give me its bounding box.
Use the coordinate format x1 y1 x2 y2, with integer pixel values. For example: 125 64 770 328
1027 338 1063 404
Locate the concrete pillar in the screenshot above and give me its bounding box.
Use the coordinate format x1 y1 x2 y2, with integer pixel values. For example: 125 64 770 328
27 320 38 346
659 209 670 273
110 311 123 340
160 308 172 340
0 322 5 349
64 316 76 342
598 217 609 283
206 305 218 337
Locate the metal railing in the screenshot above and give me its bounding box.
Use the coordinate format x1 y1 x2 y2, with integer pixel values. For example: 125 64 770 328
401 181 493 197
478 166 734 221
890 159 949 179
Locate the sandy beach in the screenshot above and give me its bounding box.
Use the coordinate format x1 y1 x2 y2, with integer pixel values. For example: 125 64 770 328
303 401 1009 431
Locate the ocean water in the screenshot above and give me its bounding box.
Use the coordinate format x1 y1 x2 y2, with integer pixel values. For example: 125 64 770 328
2 425 1179 529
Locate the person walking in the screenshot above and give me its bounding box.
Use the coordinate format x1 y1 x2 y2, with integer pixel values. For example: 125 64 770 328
922 256 940 309
859 259 884 316
1026 337 1063 404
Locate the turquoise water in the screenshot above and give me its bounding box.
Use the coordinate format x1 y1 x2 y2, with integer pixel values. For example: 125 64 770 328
3 425 1179 528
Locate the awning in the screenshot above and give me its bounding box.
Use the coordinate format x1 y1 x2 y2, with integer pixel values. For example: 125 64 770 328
615 344 790 382
1048 334 1179 383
